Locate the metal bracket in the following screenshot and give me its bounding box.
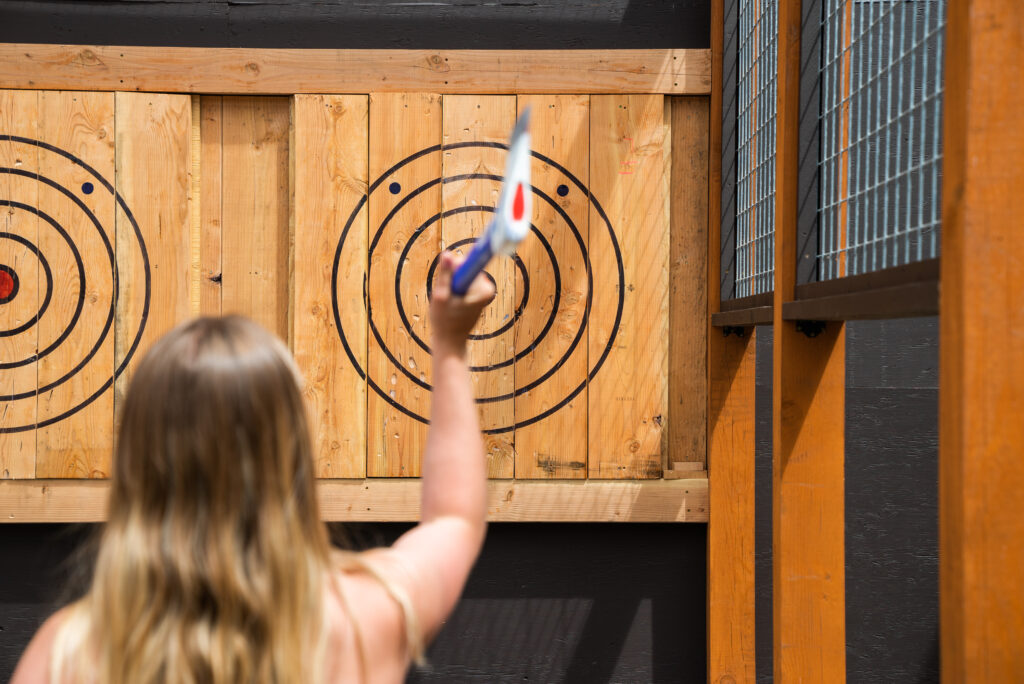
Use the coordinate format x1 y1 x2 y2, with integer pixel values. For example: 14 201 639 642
722 325 747 338
795 320 826 338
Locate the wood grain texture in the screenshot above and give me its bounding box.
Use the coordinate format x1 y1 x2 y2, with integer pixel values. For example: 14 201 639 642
0 45 711 96
113 92 193 430
35 91 115 478
669 96 709 467
773 0 846 676
514 94 591 479
588 95 669 479
940 0 1024 678
366 93 441 477
441 95 515 478
0 477 708 523
220 96 290 339
0 90 39 478
292 94 368 479
707 329 757 683
198 95 223 316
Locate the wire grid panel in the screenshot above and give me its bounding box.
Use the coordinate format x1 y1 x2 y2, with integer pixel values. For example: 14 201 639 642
734 0 777 297
819 0 947 279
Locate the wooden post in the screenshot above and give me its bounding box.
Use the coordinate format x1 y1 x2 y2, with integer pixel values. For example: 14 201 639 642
772 0 846 680
939 0 1024 679
706 0 758 678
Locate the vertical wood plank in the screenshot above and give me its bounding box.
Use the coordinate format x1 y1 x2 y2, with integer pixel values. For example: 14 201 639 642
113 92 193 430
514 94 590 480
708 329 758 682
221 96 290 339
366 93 441 477
669 96 709 467
441 95 516 478
293 94 368 479
940 0 1024 678
0 90 39 478
36 91 116 478
198 95 223 316
588 94 669 479
774 0 846 678
706 0 758 670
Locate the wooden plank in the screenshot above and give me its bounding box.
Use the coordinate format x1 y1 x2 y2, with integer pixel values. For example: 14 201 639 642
292 94 368 479
514 94 591 480
940 0 1024 678
705 1 758 672
198 95 224 316
0 477 710 523
35 91 115 478
366 93 441 477
669 96 709 467
588 94 669 479
113 93 193 430
220 96 291 339
440 95 516 478
0 89 39 478
774 0 846 678
0 45 711 96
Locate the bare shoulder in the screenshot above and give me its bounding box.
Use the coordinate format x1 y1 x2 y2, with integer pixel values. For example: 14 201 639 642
324 553 411 683
10 606 71 684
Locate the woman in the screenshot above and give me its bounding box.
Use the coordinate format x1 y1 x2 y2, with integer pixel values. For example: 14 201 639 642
13 253 495 683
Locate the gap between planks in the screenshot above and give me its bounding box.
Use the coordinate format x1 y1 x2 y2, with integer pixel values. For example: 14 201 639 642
0 45 711 95
0 478 709 523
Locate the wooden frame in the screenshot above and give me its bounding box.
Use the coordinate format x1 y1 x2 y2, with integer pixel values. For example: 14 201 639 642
706 0 758 677
771 0 846 680
0 478 708 523
939 0 1024 678
0 44 709 95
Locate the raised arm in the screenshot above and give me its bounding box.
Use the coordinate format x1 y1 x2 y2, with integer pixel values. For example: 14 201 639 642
364 251 494 645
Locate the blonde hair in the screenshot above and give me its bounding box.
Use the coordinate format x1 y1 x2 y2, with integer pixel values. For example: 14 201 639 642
49 316 419 683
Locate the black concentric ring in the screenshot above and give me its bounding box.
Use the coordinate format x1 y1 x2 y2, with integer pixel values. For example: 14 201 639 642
0 136 151 434
331 141 623 434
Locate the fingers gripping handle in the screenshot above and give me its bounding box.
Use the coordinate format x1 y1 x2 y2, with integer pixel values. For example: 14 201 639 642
450 239 494 296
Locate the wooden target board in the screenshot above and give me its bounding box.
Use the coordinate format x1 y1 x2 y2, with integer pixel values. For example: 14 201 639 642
0 89 687 484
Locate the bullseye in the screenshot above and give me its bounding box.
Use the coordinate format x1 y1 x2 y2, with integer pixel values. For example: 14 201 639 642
0 135 151 433
0 265 18 304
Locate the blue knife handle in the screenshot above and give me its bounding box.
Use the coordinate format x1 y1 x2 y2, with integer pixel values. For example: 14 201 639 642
451 238 494 296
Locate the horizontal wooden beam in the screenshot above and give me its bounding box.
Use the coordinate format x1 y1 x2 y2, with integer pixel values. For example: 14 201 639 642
710 306 774 327
0 44 710 95
0 478 709 523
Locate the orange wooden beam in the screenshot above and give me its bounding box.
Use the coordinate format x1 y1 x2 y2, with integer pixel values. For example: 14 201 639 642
772 0 846 680
706 0 758 678
939 0 1024 679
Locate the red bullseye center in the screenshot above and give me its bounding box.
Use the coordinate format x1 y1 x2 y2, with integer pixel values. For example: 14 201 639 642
0 269 15 301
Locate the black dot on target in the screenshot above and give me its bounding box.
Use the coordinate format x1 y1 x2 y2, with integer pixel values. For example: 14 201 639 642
0 265 18 304
81 182 94 195
389 182 401 195
557 184 569 197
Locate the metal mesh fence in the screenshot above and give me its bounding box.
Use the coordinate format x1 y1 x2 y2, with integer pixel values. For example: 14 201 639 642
734 0 777 297
818 0 947 279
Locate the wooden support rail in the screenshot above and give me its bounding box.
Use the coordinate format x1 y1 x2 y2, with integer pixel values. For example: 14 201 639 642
939 0 1024 678
772 0 846 680
706 0 758 676
0 44 710 95
0 478 709 523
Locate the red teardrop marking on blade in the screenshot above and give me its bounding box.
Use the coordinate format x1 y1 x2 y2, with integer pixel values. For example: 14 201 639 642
512 183 525 221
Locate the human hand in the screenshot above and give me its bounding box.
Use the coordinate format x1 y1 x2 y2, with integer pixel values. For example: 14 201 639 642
430 251 496 357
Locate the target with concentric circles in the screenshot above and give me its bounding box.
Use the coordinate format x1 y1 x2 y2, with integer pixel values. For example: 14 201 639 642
332 141 624 435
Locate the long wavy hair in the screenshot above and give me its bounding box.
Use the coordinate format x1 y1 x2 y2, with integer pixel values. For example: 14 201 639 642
48 316 401 683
